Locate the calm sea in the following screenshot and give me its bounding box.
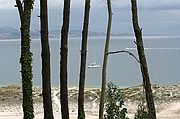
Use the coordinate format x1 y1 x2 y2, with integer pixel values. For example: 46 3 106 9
0 36 180 87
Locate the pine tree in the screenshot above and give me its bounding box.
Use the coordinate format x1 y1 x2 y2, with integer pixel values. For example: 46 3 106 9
40 0 54 118
60 0 71 119
131 0 156 118
15 0 34 118
99 0 112 119
78 0 91 119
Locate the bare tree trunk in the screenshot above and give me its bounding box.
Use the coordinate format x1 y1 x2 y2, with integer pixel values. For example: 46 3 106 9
15 0 34 118
78 0 91 119
60 0 71 119
40 0 54 119
99 0 112 119
131 0 156 119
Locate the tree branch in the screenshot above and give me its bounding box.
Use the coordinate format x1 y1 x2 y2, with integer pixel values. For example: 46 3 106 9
107 50 140 63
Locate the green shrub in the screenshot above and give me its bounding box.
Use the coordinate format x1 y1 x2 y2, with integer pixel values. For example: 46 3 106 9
134 103 149 119
105 82 129 119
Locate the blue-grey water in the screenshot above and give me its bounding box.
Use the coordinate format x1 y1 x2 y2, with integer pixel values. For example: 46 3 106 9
0 36 180 87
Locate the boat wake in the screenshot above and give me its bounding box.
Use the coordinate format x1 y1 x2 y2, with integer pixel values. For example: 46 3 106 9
126 47 180 50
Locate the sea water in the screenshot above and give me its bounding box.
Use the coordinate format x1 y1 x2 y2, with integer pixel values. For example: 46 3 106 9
0 36 180 87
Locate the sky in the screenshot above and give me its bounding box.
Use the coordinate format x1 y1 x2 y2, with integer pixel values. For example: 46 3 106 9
1 0 180 9
0 0 180 35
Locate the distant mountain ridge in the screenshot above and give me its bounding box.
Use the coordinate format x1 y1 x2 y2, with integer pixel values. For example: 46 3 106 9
0 26 20 39
0 26 133 40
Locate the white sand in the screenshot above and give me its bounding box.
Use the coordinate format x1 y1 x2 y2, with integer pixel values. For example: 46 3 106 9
1 85 180 119
0 112 180 119
1 102 180 119
0 111 99 119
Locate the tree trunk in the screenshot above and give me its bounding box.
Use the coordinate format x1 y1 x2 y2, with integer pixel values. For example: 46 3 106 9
40 0 54 119
78 0 91 119
60 0 71 119
131 0 156 119
15 0 34 118
99 0 112 119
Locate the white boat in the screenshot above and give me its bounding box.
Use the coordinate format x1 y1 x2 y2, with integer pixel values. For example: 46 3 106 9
87 62 101 68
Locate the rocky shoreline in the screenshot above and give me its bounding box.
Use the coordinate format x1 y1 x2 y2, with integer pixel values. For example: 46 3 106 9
0 84 180 118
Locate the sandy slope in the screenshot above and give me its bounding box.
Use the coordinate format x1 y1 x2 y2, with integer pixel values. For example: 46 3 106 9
1 106 180 119
0 113 98 119
1 101 180 118
1 84 180 119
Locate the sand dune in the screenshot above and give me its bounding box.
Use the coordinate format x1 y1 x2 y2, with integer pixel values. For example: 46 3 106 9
1 84 180 119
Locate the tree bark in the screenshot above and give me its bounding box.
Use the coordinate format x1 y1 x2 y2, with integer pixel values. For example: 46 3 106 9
15 0 34 118
131 0 156 119
40 0 54 119
78 0 91 119
60 0 71 119
99 0 112 119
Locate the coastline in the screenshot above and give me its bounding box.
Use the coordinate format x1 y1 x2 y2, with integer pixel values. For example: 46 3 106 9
0 84 180 119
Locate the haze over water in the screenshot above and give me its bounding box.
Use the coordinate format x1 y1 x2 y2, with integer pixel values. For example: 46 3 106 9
0 36 180 87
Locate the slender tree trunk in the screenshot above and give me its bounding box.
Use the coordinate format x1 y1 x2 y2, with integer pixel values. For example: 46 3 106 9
40 0 54 119
131 0 156 119
15 0 34 118
60 0 71 119
99 0 112 119
78 0 91 119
